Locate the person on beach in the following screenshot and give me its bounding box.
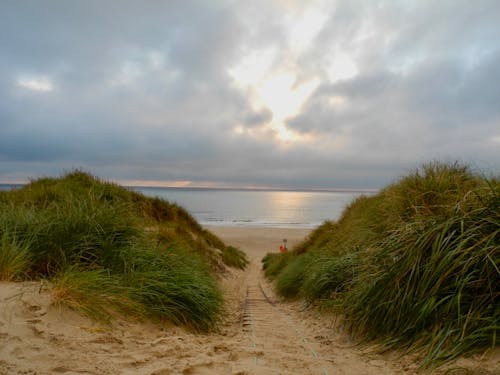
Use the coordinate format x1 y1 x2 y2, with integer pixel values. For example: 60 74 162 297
279 239 288 253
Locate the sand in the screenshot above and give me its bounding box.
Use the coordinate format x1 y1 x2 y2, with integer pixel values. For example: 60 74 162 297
1 226 498 375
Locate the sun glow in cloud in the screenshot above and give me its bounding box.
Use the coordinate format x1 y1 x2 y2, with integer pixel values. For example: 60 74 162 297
255 72 319 141
17 76 54 92
329 95 348 109
256 73 316 120
230 57 319 143
227 4 333 144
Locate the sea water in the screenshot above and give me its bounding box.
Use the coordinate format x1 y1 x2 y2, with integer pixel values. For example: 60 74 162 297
0 184 373 229
135 187 373 229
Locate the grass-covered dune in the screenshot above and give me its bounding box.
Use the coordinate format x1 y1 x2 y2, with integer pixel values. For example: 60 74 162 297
262 162 499 366
0 171 248 331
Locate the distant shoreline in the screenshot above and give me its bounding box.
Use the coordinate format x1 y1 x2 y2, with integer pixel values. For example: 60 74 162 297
0 182 378 194
131 185 379 194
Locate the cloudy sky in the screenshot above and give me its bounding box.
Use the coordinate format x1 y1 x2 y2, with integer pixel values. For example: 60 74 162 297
1 0 499 189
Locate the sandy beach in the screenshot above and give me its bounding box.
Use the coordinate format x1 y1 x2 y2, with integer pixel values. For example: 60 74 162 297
1 226 498 374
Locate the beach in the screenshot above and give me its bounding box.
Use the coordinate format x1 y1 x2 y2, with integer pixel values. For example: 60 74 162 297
0 226 497 374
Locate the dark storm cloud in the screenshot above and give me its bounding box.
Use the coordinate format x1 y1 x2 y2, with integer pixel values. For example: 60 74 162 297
0 0 499 188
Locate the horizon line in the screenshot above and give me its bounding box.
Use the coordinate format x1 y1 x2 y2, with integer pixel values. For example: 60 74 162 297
117 179 379 192
0 179 379 193
128 185 379 193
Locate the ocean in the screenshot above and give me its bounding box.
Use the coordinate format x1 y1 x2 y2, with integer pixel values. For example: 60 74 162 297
135 187 373 229
0 184 373 229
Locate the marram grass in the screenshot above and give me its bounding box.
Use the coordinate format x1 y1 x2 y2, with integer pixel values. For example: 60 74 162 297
52 267 142 323
0 170 247 330
221 246 249 270
263 162 499 366
0 229 31 281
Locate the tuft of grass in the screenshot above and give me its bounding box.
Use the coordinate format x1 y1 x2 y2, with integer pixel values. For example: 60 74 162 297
221 246 249 270
201 229 227 250
274 252 318 299
51 267 141 323
263 162 499 366
129 267 222 331
0 230 31 281
262 252 294 279
116 242 223 331
301 252 360 303
262 252 279 270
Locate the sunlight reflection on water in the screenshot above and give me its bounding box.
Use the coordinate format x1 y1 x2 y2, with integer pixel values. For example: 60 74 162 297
136 188 373 228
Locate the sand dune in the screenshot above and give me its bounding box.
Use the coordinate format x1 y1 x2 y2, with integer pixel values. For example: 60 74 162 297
0 226 498 374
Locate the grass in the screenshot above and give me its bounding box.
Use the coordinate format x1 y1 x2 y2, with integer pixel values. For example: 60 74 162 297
115 241 223 331
301 251 360 303
262 251 294 279
221 246 249 270
51 267 140 323
0 228 31 281
0 170 248 330
262 162 499 366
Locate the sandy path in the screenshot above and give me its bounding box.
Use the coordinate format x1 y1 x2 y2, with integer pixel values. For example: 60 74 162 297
239 262 333 374
1 226 497 374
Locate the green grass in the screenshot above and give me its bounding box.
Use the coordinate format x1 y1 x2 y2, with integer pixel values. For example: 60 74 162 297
52 267 141 323
263 251 294 279
275 251 317 299
0 170 247 330
0 228 31 281
301 252 360 303
221 246 249 270
113 241 223 331
262 162 499 366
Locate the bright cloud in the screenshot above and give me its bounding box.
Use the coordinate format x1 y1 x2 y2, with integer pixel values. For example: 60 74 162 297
286 6 329 52
327 52 358 82
17 76 54 92
228 47 277 87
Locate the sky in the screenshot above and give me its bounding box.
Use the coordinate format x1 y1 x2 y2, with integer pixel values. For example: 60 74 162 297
1 0 499 190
